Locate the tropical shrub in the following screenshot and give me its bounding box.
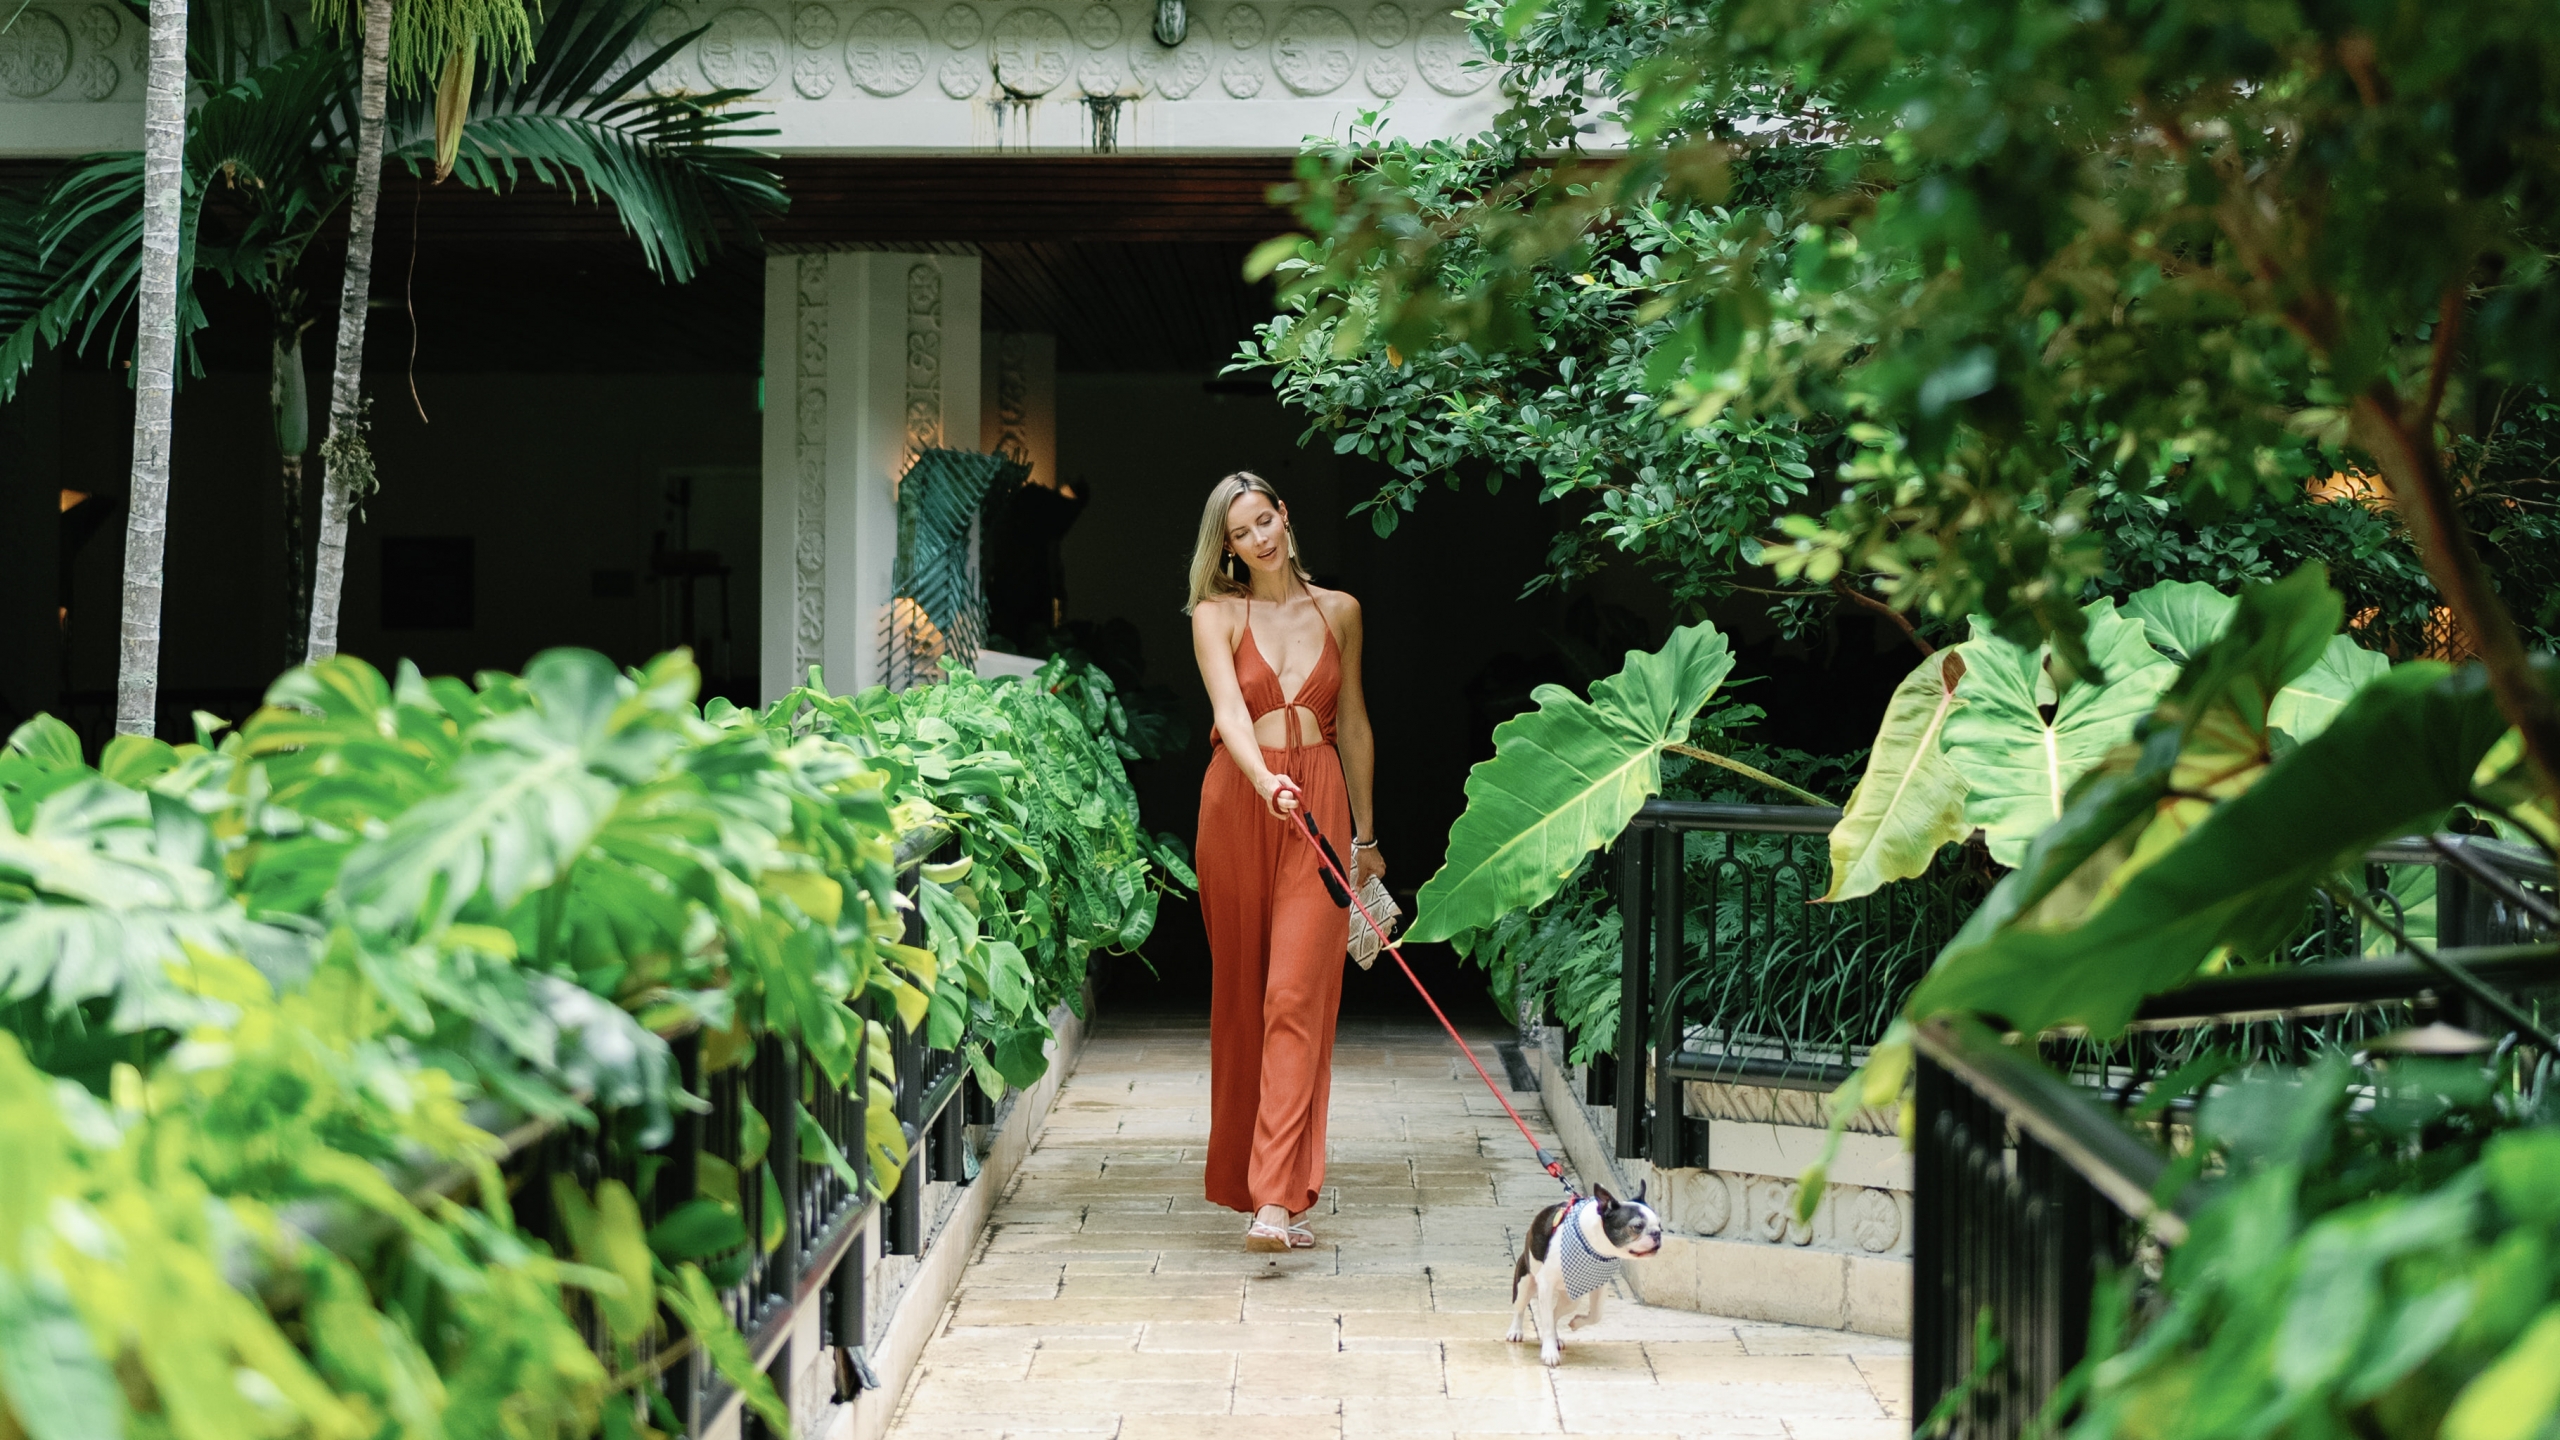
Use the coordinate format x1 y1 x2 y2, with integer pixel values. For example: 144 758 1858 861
0 646 1182 1438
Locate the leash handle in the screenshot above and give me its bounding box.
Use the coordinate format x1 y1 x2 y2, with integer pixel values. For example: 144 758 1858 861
1283 803 1578 1200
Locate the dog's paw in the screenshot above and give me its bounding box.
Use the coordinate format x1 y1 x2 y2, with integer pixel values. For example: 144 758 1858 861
1539 1344 1561 1368
1503 1322 1525 1343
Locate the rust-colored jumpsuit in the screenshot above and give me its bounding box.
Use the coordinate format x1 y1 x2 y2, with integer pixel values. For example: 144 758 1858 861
1199 613 1352 1216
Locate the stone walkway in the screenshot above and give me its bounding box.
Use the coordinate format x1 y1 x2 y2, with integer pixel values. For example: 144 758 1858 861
885 1014 1910 1439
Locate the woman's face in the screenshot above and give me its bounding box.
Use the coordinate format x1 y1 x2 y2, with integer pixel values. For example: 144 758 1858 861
1224 492 1290 577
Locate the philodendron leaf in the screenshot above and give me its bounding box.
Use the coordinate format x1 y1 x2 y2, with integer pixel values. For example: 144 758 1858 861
0 1263 123 1440
2121 578 2389 742
1407 621 1734 945
1943 598 2175 865
1821 649 1968 902
1910 658 2515 1039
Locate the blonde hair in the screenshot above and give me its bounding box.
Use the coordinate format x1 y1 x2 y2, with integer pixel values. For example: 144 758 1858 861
1184 471 1310 614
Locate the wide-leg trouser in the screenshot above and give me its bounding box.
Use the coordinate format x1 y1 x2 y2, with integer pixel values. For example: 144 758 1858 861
1199 742 1352 1215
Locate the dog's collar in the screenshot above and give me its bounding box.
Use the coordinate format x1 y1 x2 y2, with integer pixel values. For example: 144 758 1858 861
1553 1198 1625 1300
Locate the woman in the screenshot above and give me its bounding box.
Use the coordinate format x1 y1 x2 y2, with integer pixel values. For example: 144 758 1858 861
1187 471 1385 1252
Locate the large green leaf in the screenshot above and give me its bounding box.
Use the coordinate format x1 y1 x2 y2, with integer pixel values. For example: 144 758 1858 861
1910 658 2516 1038
1408 620 1734 945
2121 579 2389 742
1821 648 1969 902
1942 597 2176 865
0 1263 124 1440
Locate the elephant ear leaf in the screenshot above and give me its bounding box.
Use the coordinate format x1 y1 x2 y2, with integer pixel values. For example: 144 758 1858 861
1944 598 2176 866
2121 580 2237 661
1822 649 1969 903
2124 576 2388 743
1407 621 1734 946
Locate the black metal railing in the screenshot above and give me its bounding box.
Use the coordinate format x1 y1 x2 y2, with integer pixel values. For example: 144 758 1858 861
492 821 987 1436
1600 801 2559 1175
1913 932 2560 1437
1604 800 1988 1165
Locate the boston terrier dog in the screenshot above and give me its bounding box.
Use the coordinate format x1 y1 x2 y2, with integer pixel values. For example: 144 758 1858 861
1505 1182 1664 1366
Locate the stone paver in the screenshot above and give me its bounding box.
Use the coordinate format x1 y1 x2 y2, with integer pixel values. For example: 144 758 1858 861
885 1014 1909 1440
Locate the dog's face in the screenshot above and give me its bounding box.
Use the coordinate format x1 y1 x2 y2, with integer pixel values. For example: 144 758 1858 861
1589 1182 1664 1259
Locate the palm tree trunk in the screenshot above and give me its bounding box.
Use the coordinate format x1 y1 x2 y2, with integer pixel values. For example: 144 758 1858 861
306 0 393 663
115 0 190 738
274 324 313 667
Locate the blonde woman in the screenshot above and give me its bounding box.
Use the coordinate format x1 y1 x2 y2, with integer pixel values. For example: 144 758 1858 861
1187 472 1384 1252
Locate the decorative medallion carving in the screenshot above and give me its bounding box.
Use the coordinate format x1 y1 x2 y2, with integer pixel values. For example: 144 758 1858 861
792 8 840 95
72 52 116 98
1682 1170 1734 1236
0 11 73 98
1075 50 1126 93
1361 1 1404 45
1222 1 1264 47
1848 1189 1902 1253
641 4 702 90
792 255 829 679
902 262 944 464
845 7 929 93
75 3 120 49
1363 49 1405 95
1746 1176 1812 1245
938 1 984 44
1415 8 1488 94
698 7 787 91
1218 53 1262 96
938 50 983 94
1131 33 1208 96
1074 1 1120 46
1271 6 1352 94
990 7 1071 93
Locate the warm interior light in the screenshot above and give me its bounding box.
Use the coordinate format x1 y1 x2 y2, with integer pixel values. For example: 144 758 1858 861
2306 471 2385 506
889 597 946 662
58 489 88 512
57 606 68 631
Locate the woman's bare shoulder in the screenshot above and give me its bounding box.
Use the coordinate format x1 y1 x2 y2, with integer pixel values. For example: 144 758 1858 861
1192 594 1244 633
1310 586 1363 627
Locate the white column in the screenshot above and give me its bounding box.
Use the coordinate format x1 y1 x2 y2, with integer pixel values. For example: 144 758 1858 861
761 250 981 701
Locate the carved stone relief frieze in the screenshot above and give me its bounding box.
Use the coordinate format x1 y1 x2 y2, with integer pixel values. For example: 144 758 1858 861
1364 50 1406 96
792 255 829 678
991 7 1071 94
939 3 985 45
1074 2 1122 46
0 12 74 98
1361 1 1405 45
699 7 788 91
1219 53 1263 97
1075 49 1128 95
846 7 930 93
793 4 840 96
1130 30 1210 97
1270 5 1352 94
1222 2 1265 48
1415 8 1490 94
902 261 944 464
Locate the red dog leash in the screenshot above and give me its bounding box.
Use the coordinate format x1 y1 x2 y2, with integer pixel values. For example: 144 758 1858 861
1274 786 1578 1200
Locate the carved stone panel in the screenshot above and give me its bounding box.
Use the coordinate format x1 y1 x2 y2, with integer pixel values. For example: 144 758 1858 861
74 3 119 50
699 7 788 91
0 11 73 98
1271 5 1352 94
1222 2 1264 47
1846 1188 1901 1253
1075 50 1126 94
938 51 983 95
792 255 830 678
1361 1 1404 45
1364 49 1405 95
71 52 115 99
939 1 985 44
1074 1 1121 46
845 7 930 93
1131 32 1210 97
1415 8 1488 94
991 7 1071 94
1218 53 1263 96
903 262 944 462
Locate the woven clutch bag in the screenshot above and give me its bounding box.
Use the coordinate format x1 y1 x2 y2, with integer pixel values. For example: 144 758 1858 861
1346 876 1402 970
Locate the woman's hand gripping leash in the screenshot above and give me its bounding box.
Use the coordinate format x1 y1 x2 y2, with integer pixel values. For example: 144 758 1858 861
1268 780 1577 1201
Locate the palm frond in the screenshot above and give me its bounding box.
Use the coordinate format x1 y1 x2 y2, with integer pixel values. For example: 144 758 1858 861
386 0 785 283
185 45 358 289
0 158 207 404
896 449 1032 665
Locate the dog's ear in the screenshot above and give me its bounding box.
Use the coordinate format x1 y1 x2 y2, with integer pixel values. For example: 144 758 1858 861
1591 1184 1616 1207
1631 1179 1648 1207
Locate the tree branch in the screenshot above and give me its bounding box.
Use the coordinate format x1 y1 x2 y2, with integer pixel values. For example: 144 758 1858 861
1834 576 1933 656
